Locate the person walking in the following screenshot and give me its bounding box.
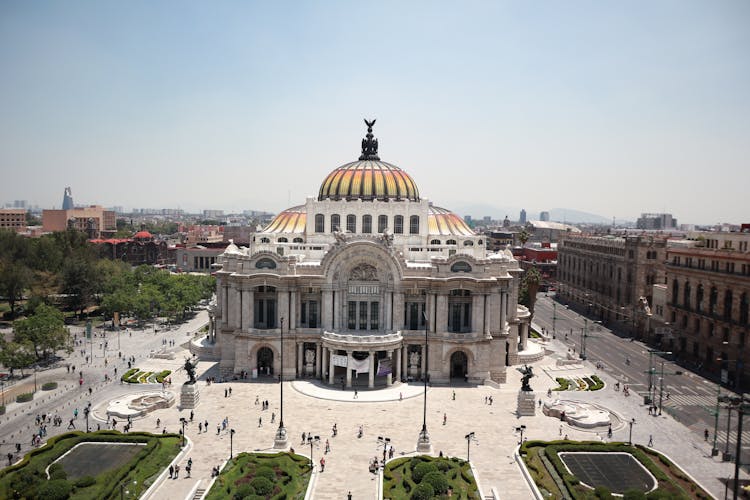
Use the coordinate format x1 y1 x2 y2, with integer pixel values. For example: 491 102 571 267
443 413 447 425
319 457 325 472
169 465 174 478
704 428 709 441
648 434 653 447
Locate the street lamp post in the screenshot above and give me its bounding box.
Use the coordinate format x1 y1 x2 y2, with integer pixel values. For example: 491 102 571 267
84 406 90 433
580 319 588 360
180 417 186 448
552 302 557 339
230 428 235 459
417 312 431 452
724 405 733 462
465 432 476 461
628 418 636 445
274 317 288 448
515 425 526 445
712 385 722 456
307 435 320 471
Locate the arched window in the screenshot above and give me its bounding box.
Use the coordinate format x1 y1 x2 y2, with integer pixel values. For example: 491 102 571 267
260 237 270 243
696 284 704 313
740 293 749 324
253 285 277 329
378 215 388 233
683 282 691 310
331 214 340 232
278 237 288 243
293 237 303 243
448 289 472 333
362 215 372 234
478 239 483 245
430 239 441 245
463 240 474 246
724 289 733 320
409 215 420 234
451 261 472 272
314 214 324 233
394 215 404 234
346 214 356 233
255 258 277 269
709 287 718 315
672 280 679 305
446 239 457 245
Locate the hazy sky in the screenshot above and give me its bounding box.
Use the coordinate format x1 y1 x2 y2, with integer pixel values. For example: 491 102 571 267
1 1 748 224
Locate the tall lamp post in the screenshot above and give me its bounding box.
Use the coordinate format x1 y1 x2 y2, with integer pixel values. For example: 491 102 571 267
417 312 431 452
465 432 476 461
180 417 186 448
515 425 526 445
229 428 235 459
274 317 288 448
84 406 90 432
628 418 636 445
552 302 557 339
307 435 320 471
580 319 588 360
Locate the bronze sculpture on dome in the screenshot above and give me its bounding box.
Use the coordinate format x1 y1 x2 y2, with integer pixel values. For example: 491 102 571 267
359 118 380 161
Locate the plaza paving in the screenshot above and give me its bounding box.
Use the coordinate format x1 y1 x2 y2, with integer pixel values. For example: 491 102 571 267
83 335 744 499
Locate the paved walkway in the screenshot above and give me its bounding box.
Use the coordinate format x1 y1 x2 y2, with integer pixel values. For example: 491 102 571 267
93 335 745 499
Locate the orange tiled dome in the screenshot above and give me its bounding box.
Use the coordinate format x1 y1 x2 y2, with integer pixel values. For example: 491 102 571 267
318 160 420 202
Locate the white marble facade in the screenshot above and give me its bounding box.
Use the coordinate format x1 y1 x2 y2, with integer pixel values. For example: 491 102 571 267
213 123 530 386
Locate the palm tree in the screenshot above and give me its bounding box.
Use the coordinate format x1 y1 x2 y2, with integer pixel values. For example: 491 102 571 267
521 267 542 320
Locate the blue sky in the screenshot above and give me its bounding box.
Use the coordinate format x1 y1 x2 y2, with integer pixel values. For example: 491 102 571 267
1 1 748 224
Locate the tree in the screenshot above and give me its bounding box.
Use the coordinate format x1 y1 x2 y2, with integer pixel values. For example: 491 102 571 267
0 339 36 376
518 228 530 247
13 304 70 360
0 260 32 318
519 267 542 320
61 256 99 317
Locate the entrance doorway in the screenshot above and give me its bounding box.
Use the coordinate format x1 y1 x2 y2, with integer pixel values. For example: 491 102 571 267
450 351 468 380
257 347 274 376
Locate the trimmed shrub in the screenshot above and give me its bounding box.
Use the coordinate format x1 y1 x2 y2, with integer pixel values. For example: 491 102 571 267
411 482 434 500
74 475 96 488
16 392 33 403
0 405 5 415
412 462 438 483
234 484 255 499
255 466 275 481
423 470 449 494
623 489 647 500
37 478 72 500
155 370 171 383
48 462 67 480
249 476 273 496
553 377 571 391
42 382 58 391
594 485 613 498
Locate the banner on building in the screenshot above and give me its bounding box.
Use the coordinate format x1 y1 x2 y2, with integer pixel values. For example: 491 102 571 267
350 356 370 375
331 354 348 368
377 358 392 376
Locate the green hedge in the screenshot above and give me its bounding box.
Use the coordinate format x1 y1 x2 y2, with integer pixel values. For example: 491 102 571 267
0 405 5 415
16 392 33 403
553 377 571 391
589 375 604 391
121 368 138 382
155 370 171 383
42 382 58 391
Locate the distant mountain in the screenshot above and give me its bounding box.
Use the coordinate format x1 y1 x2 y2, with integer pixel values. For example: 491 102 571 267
449 203 616 225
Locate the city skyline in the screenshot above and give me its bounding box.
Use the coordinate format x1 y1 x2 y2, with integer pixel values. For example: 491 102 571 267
1 2 748 225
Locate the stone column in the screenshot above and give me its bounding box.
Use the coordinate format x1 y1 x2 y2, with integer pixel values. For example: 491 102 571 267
297 342 304 377
278 289 289 330
323 289 333 330
436 294 448 334
484 293 490 335
395 347 402 382
472 294 482 334
315 343 322 378
332 290 339 330
221 285 228 326
386 350 393 386
520 322 529 351
328 349 335 384
289 290 297 330
247 290 254 331
393 292 405 331
346 351 353 388
401 345 408 379
241 290 251 332
368 351 375 388
499 291 507 333
228 287 238 329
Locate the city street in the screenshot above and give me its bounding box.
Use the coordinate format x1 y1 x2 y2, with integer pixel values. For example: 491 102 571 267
0 310 209 463
533 293 750 466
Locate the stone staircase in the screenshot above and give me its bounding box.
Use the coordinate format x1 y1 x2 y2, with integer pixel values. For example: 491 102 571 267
190 487 206 500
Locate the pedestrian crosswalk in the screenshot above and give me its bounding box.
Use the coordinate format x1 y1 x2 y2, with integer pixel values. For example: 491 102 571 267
662 394 718 408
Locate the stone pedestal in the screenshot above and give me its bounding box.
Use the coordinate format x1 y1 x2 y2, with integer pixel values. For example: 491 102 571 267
416 428 432 453
517 391 536 417
273 425 289 449
180 383 200 409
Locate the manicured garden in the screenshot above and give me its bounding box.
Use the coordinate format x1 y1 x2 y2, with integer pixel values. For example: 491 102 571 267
383 455 480 499
0 431 181 499
120 368 171 384
553 375 603 391
521 440 712 499
206 452 310 500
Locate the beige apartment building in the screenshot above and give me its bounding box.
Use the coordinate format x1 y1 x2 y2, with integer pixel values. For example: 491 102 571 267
42 205 116 238
557 234 668 336
665 231 750 388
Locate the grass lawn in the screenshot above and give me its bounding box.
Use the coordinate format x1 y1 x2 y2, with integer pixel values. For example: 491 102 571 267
206 452 311 500
0 431 181 499
383 455 480 499
521 440 712 499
